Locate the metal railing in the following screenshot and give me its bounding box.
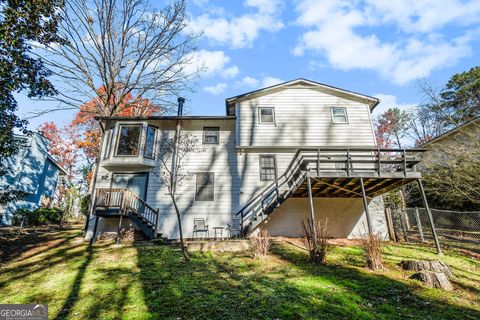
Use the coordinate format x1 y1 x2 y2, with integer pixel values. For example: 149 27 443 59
236 147 426 235
94 188 159 228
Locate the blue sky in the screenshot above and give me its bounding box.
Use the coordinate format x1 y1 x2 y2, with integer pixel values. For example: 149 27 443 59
17 0 480 129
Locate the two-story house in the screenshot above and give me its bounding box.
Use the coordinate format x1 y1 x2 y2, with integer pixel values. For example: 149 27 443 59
0 132 67 225
86 79 431 244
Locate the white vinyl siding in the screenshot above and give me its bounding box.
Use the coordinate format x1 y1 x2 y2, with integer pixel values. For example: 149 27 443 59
236 86 376 147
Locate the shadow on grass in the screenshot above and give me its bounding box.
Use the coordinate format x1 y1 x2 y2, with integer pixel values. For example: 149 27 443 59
135 242 480 320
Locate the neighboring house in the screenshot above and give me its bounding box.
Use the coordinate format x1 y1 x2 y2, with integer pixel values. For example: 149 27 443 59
86 79 427 241
421 116 480 166
0 133 67 225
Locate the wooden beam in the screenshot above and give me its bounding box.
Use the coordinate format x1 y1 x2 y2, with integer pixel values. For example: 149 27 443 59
316 179 370 199
360 178 373 234
329 178 355 196
307 177 318 246
90 215 99 245
417 179 442 255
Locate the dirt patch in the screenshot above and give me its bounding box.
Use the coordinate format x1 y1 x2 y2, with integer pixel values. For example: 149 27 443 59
271 237 361 250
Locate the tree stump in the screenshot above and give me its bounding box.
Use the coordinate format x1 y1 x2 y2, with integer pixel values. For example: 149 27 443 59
400 260 452 278
410 272 453 291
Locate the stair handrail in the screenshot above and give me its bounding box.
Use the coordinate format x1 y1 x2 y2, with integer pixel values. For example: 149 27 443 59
124 189 159 226
94 188 159 228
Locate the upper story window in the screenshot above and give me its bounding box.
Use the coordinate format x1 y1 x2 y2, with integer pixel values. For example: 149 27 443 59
203 127 219 144
331 107 348 124
144 125 157 159
116 124 142 156
258 107 275 124
195 172 214 201
259 155 276 181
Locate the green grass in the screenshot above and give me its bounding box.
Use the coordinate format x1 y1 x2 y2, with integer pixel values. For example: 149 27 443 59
0 227 479 320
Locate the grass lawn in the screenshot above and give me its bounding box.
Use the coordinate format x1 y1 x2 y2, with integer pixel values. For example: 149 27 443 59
0 226 479 320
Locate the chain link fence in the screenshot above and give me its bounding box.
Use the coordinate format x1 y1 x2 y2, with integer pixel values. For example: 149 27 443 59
387 207 480 256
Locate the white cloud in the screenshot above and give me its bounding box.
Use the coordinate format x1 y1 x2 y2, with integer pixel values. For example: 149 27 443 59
236 75 284 89
187 1 284 48
262 76 284 87
184 49 239 78
372 93 417 117
203 82 228 95
294 0 480 85
236 76 259 88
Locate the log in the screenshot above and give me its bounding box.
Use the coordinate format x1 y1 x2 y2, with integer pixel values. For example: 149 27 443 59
400 260 452 278
410 271 453 291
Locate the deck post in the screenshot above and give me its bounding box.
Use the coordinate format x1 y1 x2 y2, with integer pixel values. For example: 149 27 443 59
360 178 373 234
90 215 99 245
417 179 442 255
115 214 123 244
414 207 425 243
306 177 318 243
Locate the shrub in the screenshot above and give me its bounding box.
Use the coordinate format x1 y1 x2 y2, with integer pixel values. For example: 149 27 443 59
250 230 270 259
302 218 329 264
80 194 91 216
361 232 384 270
12 208 64 226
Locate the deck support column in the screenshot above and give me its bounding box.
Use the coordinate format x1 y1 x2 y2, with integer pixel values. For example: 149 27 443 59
417 179 442 255
115 214 123 244
360 178 373 234
307 177 318 242
414 207 425 243
90 215 99 245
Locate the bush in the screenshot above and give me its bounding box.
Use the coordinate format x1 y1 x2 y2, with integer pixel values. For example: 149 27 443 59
80 194 91 216
302 218 329 264
250 230 270 259
12 208 64 226
361 233 384 270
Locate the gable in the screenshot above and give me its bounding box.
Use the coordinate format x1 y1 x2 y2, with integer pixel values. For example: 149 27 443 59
226 78 379 115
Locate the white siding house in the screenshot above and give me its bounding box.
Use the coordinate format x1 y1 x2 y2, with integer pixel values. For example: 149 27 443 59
86 79 424 241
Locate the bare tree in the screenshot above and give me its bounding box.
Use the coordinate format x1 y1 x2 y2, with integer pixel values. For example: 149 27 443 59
36 0 198 117
152 132 205 261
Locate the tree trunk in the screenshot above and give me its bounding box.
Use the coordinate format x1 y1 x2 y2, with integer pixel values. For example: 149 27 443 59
171 194 189 261
410 272 453 290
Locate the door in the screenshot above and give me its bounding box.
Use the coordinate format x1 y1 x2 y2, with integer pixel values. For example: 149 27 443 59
112 173 148 200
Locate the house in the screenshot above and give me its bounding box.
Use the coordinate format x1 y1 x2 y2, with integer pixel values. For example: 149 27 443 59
421 116 480 166
0 132 67 225
86 79 433 245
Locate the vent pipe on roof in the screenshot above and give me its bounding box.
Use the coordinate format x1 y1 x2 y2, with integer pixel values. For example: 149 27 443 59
177 97 185 116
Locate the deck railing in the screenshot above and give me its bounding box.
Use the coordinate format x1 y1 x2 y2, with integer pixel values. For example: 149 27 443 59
236 147 426 235
94 188 159 227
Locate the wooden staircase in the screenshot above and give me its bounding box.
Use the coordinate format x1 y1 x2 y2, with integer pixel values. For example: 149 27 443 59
94 188 161 239
236 147 425 237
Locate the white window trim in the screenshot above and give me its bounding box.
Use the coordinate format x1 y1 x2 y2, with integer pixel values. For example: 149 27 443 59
330 107 349 124
258 106 276 125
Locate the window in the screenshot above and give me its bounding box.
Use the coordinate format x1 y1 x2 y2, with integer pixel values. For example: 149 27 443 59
331 107 348 123
144 125 157 159
203 127 219 144
259 107 275 124
259 155 276 181
195 172 214 201
116 125 142 156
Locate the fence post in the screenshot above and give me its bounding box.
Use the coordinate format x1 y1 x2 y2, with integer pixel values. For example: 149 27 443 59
414 207 425 242
384 207 396 242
